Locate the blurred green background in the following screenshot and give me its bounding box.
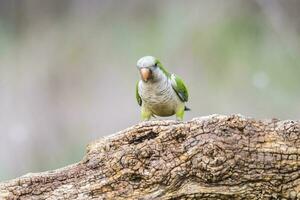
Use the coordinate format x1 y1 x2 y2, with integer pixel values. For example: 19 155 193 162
0 0 300 181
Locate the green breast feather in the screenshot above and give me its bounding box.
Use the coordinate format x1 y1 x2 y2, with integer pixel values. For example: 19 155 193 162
170 74 189 102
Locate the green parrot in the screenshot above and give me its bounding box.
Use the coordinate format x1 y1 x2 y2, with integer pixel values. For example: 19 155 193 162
136 56 190 121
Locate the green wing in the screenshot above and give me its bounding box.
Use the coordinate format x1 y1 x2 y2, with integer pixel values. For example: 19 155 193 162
136 81 142 106
170 74 189 102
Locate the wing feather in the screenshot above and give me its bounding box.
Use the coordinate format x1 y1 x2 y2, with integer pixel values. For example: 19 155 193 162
136 81 142 106
170 74 189 102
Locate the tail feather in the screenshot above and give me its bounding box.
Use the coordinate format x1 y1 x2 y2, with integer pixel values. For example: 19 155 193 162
184 106 191 111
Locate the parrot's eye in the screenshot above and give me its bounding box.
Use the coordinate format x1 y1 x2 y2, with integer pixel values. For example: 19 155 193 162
154 62 158 67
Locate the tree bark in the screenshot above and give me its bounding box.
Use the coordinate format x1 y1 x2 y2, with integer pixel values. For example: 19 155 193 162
0 114 300 199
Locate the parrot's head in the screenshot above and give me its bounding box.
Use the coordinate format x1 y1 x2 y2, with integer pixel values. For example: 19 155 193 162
137 56 169 83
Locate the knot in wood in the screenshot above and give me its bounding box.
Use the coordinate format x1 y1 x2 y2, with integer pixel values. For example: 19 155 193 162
191 142 234 183
120 153 140 169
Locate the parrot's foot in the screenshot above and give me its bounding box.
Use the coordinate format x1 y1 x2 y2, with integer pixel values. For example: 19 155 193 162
175 116 183 121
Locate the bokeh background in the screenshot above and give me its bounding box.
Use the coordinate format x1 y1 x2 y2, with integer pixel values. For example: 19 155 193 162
0 0 300 181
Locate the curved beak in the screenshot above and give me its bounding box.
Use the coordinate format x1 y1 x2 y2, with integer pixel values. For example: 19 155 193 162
140 68 152 82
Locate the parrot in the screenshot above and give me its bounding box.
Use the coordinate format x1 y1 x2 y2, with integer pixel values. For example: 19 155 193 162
136 56 190 121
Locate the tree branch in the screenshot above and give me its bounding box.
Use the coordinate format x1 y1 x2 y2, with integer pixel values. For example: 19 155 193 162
1 115 300 199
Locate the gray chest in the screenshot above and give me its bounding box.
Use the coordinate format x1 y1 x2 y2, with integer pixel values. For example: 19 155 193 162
138 80 181 115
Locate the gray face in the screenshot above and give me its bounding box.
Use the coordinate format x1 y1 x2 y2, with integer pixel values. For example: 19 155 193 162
137 56 159 82
137 56 156 69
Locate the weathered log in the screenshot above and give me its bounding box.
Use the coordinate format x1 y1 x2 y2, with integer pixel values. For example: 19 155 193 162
1 114 300 199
